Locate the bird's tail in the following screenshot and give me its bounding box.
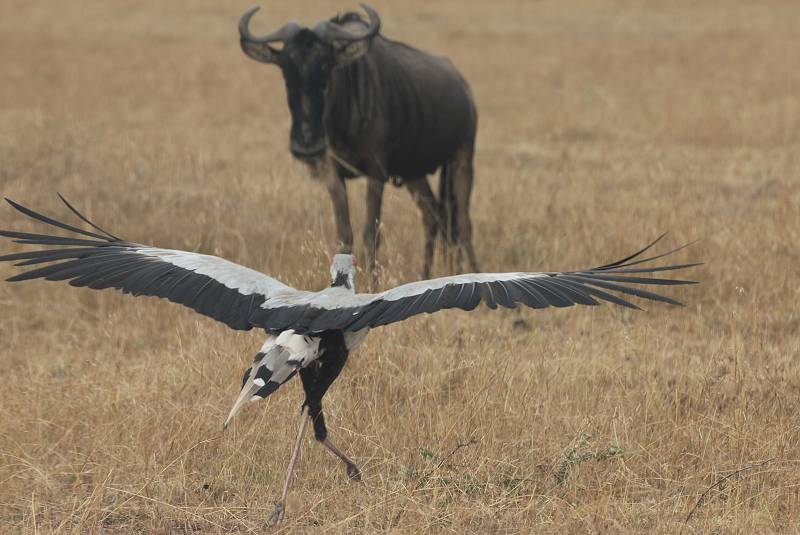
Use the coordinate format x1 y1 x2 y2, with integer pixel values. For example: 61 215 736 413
223 332 320 429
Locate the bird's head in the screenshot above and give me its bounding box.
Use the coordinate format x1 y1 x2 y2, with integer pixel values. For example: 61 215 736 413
330 253 357 290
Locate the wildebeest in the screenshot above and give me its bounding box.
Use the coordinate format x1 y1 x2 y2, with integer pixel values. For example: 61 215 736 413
239 4 479 279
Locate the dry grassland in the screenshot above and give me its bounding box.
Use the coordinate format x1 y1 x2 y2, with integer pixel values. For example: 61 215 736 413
1 0 799 533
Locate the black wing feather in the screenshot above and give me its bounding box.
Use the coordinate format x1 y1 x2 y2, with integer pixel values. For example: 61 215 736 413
4 197 111 241
56 193 122 240
0 197 292 331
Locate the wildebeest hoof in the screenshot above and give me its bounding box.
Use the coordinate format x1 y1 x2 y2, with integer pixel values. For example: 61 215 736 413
346 462 362 481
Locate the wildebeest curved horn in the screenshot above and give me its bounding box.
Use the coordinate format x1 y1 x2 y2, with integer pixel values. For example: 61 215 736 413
313 4 381 43
239 6 301 44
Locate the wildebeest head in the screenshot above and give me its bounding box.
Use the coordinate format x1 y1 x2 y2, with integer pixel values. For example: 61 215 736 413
239 5 381 161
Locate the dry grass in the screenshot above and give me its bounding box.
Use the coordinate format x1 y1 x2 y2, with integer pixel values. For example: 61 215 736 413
1 0 799 533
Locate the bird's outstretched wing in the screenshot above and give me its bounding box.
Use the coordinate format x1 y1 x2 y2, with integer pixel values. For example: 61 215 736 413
252 236 700 334
0 196 296 331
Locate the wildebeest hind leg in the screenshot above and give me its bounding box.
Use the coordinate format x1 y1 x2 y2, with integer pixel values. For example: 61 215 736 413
449 146 480 273
406 177 439 279
363 179 384 281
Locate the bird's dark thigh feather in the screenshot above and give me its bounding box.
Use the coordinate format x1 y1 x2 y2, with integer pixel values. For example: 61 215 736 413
300 330 350 441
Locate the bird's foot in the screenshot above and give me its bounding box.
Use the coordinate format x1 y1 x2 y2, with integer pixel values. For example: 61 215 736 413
346 462 362 482
266 500 285 528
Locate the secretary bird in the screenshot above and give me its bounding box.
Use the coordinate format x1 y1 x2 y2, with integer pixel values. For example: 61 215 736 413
0 196 699 524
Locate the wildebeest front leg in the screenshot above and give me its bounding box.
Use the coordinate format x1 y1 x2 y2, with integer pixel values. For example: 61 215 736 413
308 158 354 254
363 179 384 276
326 175 354 254
406 178 439 279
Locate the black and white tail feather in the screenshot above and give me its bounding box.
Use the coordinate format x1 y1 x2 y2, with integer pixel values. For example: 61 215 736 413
225 328 368 427
225 331 320 429
0 196 700 336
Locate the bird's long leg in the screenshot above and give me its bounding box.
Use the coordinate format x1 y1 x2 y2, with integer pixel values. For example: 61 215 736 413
268 405 310 526
321 436 361 480
300 336 362 480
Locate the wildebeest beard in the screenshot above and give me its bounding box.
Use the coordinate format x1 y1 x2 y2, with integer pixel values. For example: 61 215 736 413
281 30 333 160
